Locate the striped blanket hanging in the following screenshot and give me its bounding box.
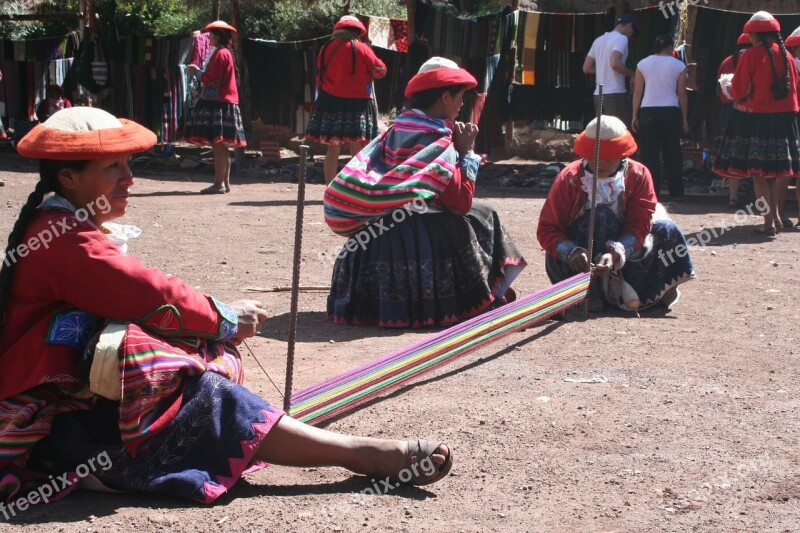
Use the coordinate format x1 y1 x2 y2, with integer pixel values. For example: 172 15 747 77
288 272 591 425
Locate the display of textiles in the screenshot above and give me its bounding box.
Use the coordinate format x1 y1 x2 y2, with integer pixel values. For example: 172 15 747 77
243 37 328 132
358 14 409 53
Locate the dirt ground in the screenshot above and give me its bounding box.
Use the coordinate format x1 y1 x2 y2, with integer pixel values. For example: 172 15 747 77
0 150 798 533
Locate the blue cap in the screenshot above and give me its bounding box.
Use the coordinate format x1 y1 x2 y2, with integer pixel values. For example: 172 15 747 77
617 13 637 27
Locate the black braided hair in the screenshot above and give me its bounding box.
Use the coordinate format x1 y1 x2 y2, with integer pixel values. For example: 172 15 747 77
0 159 87 327
757 31 791 100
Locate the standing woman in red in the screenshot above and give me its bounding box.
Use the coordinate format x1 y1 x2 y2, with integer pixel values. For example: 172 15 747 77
184 21 247 194
713 11 800 236
786 25 800 226
305 15 387 185
715 32 752 209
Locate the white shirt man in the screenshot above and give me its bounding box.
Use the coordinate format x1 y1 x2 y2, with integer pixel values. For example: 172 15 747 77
583 14 636 127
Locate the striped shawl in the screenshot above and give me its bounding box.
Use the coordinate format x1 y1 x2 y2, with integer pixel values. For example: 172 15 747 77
324 110 458 236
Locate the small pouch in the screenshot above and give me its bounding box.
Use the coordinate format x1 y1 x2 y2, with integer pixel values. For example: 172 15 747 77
200 85 220 100
88 322 128 400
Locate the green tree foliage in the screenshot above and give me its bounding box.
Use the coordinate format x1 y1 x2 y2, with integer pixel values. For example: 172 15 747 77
0 0 81 39
1 1 407 40
94 0 205 37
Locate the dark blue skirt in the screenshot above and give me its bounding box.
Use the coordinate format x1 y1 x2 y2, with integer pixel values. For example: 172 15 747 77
183 99 247 147
713 108 800 179
328 204 526 328
27 372 282 504
305 90 378 145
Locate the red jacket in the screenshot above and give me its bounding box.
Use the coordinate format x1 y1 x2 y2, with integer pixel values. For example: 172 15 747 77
0 209 232 400
732 43 799 113
537 159 657 258
317 39 386 99
201 47 239 104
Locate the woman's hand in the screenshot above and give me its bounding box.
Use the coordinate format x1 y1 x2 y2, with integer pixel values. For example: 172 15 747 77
454 121 479 155
568 247 590 273
372 65 387 80
631 117 639 133
187 64 199 77
681 119 689 135
229 299 269 343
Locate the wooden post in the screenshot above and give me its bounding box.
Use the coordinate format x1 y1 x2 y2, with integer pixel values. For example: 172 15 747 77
407 0 415 45
230 0 245 174
504 0 520 157
213 0 220 20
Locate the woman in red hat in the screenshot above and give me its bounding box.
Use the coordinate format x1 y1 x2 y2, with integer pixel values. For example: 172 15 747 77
713 11 800 236
0 107 452 504
305 15 387 184
323 57 526 328
715 32 753 209
184 20 247 194
537 115 695 312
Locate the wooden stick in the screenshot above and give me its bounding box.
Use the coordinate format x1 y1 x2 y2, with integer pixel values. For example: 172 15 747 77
584 84 603 316
284 145 309 411
244 286 330 293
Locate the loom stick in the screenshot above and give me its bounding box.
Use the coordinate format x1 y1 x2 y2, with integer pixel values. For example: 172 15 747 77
584 84 603 316
284 145 309 411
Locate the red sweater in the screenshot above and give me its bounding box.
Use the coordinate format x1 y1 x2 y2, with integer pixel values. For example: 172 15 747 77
317 39 386 99
537 159 657 258
732 43 799 113
201 47 239 104
0 210 232 400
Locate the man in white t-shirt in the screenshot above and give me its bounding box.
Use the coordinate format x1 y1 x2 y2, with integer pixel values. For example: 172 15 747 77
583 13 636 127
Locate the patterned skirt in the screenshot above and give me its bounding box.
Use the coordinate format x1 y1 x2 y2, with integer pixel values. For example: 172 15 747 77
305 90 378 145
183 99 247 147
22 373 282 504
327 204 527 328
712 108 800 179
545 207 695 310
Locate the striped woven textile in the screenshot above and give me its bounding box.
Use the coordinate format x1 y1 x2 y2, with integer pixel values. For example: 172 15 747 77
323 110 459 236
289 272 591 424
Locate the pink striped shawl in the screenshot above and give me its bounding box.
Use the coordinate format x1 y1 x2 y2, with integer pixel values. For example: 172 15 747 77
324 110 458 236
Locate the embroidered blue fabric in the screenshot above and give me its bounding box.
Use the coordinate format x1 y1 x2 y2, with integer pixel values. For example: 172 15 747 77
211 297 238 341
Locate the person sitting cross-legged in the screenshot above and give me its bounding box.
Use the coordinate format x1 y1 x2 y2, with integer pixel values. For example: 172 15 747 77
536 115 695 313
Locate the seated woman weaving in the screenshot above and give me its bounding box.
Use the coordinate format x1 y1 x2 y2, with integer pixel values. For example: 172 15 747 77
324 57 526 328
0 107 452 505
536 116 695 312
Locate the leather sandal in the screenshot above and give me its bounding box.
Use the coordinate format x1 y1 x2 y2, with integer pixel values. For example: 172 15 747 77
200 185 226 194
392 440 453 487
754 225 777 237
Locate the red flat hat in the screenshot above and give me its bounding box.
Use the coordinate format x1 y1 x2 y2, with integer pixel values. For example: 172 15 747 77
574 116 637 160
333 15 366 38
743 12 780 33
737 33 751 45
204 20 237 34
786 27 800 48
17 107 157 160
404 57 478 97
